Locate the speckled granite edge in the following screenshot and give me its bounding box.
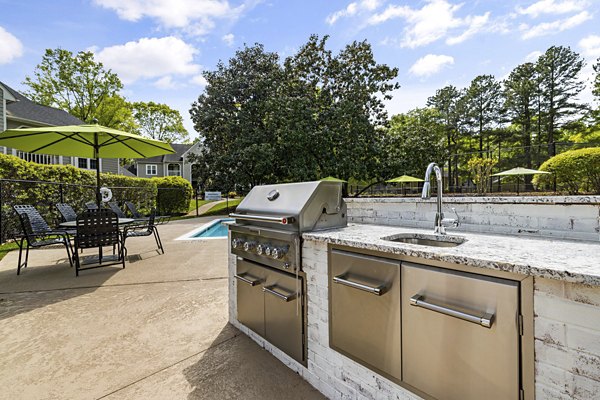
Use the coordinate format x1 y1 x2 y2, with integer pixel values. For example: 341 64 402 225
303 224 600 286
346 195 600 204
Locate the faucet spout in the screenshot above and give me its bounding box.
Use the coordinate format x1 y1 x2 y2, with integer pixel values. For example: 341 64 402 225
422 162 448 234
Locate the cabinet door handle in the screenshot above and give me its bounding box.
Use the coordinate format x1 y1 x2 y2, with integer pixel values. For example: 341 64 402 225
263 285 296 302
333 274 387 296
410 294 494 328
234 273 262 286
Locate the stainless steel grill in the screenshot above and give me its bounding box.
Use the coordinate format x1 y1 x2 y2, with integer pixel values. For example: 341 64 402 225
229 180 347 364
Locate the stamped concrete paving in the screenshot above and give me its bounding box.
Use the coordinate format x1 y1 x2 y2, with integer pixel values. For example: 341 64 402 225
0 217 323 400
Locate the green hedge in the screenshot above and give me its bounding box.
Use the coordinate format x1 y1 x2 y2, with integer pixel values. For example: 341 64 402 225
0 154 157 241
152 176 193 215
533 147 600 194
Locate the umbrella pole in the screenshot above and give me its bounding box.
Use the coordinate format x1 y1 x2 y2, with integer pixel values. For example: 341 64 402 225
95 135 101 207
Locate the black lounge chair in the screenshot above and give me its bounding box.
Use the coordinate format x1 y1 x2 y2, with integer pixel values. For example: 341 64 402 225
13 205 73 275
107 201 127 219
73 209 125 276
123 210 164 256
56 203 78 222
125 201 142 219
85 201 98 210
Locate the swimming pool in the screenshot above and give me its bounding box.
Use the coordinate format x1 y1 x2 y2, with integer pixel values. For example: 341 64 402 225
175 218 234 241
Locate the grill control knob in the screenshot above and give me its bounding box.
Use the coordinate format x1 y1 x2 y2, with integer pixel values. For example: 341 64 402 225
264 246 272 257
232 239 243 249
256 244 265 255
243 241 256 251
271 247 286 259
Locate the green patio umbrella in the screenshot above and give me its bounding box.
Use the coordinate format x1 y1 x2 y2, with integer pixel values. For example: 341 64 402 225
320 176 347 182
0 123 175 205
385 175 424 183
386 175 424 196
491 167 551 195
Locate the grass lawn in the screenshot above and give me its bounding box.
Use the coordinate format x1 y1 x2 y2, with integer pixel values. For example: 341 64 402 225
201 198 243 217
0 241 19 262
188 199 213 213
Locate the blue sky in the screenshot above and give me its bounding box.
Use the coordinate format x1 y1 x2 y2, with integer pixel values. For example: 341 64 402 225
1 0 599 140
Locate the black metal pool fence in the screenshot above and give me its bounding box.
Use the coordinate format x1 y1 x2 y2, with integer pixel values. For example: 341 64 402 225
0 178 181 243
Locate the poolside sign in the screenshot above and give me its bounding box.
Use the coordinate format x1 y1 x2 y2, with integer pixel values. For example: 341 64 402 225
205 191 222 200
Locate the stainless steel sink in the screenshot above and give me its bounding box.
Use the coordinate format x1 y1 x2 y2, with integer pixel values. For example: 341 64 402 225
381 233 466 247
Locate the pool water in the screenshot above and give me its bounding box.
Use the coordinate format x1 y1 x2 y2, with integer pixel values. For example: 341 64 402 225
192 218 233 238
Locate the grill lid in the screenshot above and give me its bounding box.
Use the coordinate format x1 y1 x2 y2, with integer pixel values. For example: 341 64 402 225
231 180 347 232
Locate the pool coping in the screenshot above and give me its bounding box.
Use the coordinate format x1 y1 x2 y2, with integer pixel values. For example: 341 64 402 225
174 218 234 241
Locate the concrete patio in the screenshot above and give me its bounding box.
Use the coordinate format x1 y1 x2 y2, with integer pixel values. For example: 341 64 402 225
0 217 323 400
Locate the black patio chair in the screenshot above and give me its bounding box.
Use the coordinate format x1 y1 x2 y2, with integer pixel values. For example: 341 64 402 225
85 201 98 210
123 209 164 257
73 209 125 276
13 205 73 275
107 201 127 218
56 203 78 222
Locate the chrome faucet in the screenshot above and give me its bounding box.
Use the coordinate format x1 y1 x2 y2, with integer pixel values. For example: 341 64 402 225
422 162 460 235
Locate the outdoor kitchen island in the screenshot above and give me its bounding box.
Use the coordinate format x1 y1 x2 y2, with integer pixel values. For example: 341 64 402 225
228 197 600 400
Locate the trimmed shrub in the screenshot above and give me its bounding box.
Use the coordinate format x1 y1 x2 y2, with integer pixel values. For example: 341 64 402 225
152 176 193 215
533 147 600 194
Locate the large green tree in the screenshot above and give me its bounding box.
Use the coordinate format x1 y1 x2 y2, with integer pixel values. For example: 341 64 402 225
427 85 463 189
23 49 123 124
504 63 537 170
594 57 600 100
383 108 445 178
463 75 504 154
190 44 283 188
132 101 189 143
278 35 399 182
535 46 585 156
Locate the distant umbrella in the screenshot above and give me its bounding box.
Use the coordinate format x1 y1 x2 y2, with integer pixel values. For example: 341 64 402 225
385 175 424 183
492 167 551 194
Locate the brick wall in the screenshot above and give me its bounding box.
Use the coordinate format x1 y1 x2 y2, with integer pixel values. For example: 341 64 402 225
346 197 600 241
534 278 600 399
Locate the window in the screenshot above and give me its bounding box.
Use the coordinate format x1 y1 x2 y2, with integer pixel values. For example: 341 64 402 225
78 158 89 169
90 159 98 170
167 163 181 176
146 164 158 176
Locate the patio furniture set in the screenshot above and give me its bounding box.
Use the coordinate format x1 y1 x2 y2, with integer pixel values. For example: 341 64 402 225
12 202 165 276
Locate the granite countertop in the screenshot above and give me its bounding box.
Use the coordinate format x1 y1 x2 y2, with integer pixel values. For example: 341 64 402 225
303 223 600 286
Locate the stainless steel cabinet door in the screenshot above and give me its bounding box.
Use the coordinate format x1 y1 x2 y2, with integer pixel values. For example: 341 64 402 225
330 250 401 382
402 262 520 400
236 259 267 336
263 268 303 363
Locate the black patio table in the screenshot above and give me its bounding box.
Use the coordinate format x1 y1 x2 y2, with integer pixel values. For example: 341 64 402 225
59 218 135 228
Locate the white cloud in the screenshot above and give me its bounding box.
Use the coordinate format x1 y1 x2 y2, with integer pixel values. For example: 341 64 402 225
154 76 177 89
222 33 235 46
326 0 381 25
524 50 543 62
579 35 600 58
95 36 200 84
516 0 589 18
93 0 247 36
520 11 591 39
191 74 208 87
368 0 488 48
0 26 23 65
446 12 490 45
409 54 454 77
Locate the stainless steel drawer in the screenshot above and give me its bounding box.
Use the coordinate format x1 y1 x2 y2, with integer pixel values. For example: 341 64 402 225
330 249 401 382
235 259 267 336
402 262 520 400
264 268 304 363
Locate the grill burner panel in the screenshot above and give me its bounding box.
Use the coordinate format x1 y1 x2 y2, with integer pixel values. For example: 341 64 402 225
230 224 299 272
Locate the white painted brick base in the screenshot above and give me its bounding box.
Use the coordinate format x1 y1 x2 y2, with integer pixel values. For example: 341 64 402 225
228 235 600 399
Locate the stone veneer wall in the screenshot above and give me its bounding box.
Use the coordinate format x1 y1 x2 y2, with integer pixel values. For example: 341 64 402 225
346 196 600 241
228 238 600 400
